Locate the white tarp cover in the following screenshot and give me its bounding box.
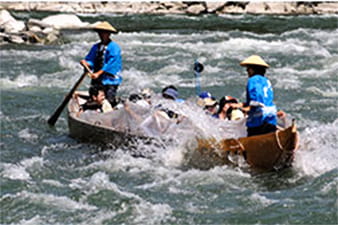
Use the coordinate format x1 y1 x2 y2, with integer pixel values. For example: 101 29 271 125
79 95 248 142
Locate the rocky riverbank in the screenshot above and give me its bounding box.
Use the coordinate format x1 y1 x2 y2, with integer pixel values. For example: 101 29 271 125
1 2 338 15
0 10 93 45
1 2 338 45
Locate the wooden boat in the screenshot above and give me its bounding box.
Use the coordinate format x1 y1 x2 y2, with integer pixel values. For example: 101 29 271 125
194 121 299 171
67 93 157 152
68 94 299 171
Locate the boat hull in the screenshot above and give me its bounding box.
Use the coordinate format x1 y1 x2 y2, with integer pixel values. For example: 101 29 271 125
195 123 299 171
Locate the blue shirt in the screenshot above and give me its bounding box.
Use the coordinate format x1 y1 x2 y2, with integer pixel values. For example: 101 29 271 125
245 74 277 128
85 41 122 85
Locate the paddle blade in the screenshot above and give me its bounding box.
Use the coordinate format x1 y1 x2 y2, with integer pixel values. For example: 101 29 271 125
47 102 66 126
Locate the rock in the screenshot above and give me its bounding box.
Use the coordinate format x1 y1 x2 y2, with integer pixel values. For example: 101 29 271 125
245 2 268 14
24 31 43 43
265 2 288 14
0 10 25 33
6 33 25 44
163 2 187 10
245 2 296 15
41 14 89 29
283 3 298 14
0 32 10 43
1 2 338 15
42 27 54 34
28 25 42 33
206 2 225 13
126 2 152 14
314 3 338 14
220 3 246 14
27 18 51 29
296 3 315 14
186 4 206 15
45 30 60 44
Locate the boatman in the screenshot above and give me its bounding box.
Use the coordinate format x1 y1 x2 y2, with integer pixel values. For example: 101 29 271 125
230 55 280 136
80 21 122 107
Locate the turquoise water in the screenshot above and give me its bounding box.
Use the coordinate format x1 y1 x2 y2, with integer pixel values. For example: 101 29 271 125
1 13 338 224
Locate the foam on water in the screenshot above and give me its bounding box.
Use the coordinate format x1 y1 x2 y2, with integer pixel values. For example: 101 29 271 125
17 191 97 211
18 128 39 143
0 73 39 88
1 163 31 181
1 157 43 181
42 179 65 188
294 119 338 177
249 192 278 207
67 169 174 224
17 215 43 225
305 86 338 98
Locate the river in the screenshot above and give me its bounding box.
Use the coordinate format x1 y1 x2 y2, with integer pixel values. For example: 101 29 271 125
1 12 337 225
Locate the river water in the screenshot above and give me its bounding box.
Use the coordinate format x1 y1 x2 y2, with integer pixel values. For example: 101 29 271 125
1 12 337 225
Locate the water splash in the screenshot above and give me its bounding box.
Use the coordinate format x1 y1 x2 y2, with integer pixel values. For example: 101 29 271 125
294 119 338 177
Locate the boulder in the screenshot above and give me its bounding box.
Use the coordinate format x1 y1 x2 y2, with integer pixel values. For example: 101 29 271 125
41 14 89 29
296 3 315 14
186 4 206 15
265 2 288 14
314 3 338 14
220 3 246 14
0 10 25 33
206 2 225 13
7 34 25 44
27 18 51 30
45 29 61 44
28 25 42 33
245 2 268 14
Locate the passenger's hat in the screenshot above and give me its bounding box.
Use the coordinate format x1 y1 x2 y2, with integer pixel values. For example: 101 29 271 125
92 21 117 33
197 91 214 106
203 98 217 107
240 55 269 68
163 87 178 100
231 109 244 121
199 91 212 99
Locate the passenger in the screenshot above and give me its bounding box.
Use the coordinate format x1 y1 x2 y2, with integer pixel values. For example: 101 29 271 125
227 107 245 121
196 91 218 115
157 85 185 123
202 97 218 116
128 93 150 108
140 88 153 106
213 96 240 120
230 55 278 136
197 91 213 106
80 85 113 113
161 85 184 103
80 21 122 107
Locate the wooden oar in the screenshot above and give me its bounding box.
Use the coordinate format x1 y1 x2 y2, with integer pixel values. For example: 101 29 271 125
47 64 92 126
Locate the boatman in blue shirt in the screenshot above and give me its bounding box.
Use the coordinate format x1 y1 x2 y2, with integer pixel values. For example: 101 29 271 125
230 55 281 137
80 21 122 107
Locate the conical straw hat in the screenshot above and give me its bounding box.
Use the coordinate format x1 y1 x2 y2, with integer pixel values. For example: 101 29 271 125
92 21 117 33
240 55 269 68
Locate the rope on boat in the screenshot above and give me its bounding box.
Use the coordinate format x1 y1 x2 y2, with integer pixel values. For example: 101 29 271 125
234 139 245 153
275 130 284 151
